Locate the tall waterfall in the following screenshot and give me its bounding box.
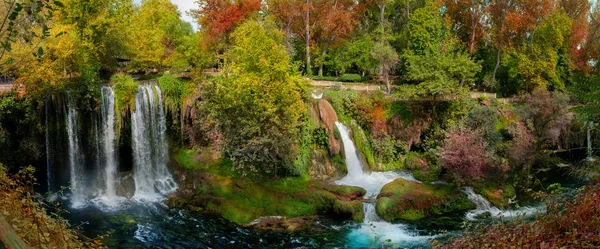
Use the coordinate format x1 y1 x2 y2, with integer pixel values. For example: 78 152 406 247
98 86 118 199
131 85 177 201
334 122 432 247
66 93 86 208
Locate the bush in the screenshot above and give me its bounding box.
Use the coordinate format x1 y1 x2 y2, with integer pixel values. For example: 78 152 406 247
439 127 493 184
111 73 138 114
338 74 363 82
0 165 105 248
435 180 600 248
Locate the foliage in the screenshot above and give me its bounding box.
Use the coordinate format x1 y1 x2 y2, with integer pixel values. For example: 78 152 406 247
371 41 399 93
0 165 106 248
516 88 573 151
435 180 600 248
503 12 572 92
209 20 306 177
440 127 493 184
111 73 137 114
0 0 63 73
0 92 42 169
570 75 600 122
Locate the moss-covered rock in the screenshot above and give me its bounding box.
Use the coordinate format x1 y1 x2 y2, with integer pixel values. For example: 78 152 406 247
167 149 365 225
478 185 515 209
375 179 475 222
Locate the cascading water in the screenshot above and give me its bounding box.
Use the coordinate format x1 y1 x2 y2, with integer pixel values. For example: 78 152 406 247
334 122 433 248
463 187 544 220
91 86 122 207
66 92 86 208
131 85 177 201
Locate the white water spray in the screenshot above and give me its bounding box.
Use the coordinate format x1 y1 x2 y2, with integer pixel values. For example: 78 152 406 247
66 93 86 208
131 85 177 201
334 122 433 247
463 187 544 220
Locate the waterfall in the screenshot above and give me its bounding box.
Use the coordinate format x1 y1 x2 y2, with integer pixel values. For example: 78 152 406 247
334 122 432 247
463 186 543 220
98 86 118 199
131 85 177 201
66 93 86 208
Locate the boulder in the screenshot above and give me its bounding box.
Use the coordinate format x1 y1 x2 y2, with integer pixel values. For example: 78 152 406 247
318 99 342 156
248 215 326 233
375 179 475 222
117 172 136 199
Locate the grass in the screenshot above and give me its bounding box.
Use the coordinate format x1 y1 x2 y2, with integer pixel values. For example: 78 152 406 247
376 179 475 222
169 149 366 224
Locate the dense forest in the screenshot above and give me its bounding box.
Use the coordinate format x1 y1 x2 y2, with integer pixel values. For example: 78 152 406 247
0 0 599 248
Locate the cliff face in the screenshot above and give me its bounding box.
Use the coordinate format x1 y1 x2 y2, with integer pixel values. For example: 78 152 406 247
317 99 341 156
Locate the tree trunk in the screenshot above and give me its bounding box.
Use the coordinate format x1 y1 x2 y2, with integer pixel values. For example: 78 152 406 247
492 21 505 81
319 41 329 77
306 0 311 76
406 2 411 50
380 4 386 34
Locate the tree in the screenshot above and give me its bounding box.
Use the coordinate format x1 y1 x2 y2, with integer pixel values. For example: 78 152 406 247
194 0 260 43
518 88 573 151
371 41 398 94
444 0 489 54
210 20 306 177
1 0 63 74
503 12 572 92
440 127 492 183
129 0 193 70
401 1 481 99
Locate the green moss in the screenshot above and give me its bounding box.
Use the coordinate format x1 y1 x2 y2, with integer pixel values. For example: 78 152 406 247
478 184 515 208
158 73 195 117
375 179 475 222
413 165 442 182
111 73 138 114
324 185 366 197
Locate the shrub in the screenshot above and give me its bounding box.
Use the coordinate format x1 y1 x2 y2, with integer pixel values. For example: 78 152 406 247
439 127 492 183
338 74 363 82
435 180 600 248
0 165 105 248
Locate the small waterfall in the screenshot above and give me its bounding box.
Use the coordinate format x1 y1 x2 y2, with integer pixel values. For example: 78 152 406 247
98 86 118 199
334 122 432 247
131 85 177 201
66 93 86 208
463 186 543 220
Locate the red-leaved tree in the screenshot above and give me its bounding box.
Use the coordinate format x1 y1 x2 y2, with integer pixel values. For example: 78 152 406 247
440 127 492 183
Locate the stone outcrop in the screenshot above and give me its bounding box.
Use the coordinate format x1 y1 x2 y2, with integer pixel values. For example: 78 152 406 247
317 99 342 156
116 172 136 199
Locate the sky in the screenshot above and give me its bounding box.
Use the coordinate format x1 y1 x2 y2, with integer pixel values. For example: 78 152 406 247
134 0 199 31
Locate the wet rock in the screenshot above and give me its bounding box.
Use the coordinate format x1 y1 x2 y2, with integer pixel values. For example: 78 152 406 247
247 215 326 233
117 172 136 199
308 150 341 181
376 179 476 222
318 99 342 156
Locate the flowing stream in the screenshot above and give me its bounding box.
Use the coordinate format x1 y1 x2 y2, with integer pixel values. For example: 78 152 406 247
334 122 436 248
463 187 544 220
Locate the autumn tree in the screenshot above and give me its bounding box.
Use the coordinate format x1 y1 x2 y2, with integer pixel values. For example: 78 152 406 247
440 127 493 183
194 0 260 43
1 0 64 74
209 20 306 177
503 12 572 92
444 0 489 54
559 0 593 71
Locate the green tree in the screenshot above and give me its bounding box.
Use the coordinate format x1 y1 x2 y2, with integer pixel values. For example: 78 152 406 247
400 1 481 99
210 20 306 178
503 12 572 93
371 41 399 94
